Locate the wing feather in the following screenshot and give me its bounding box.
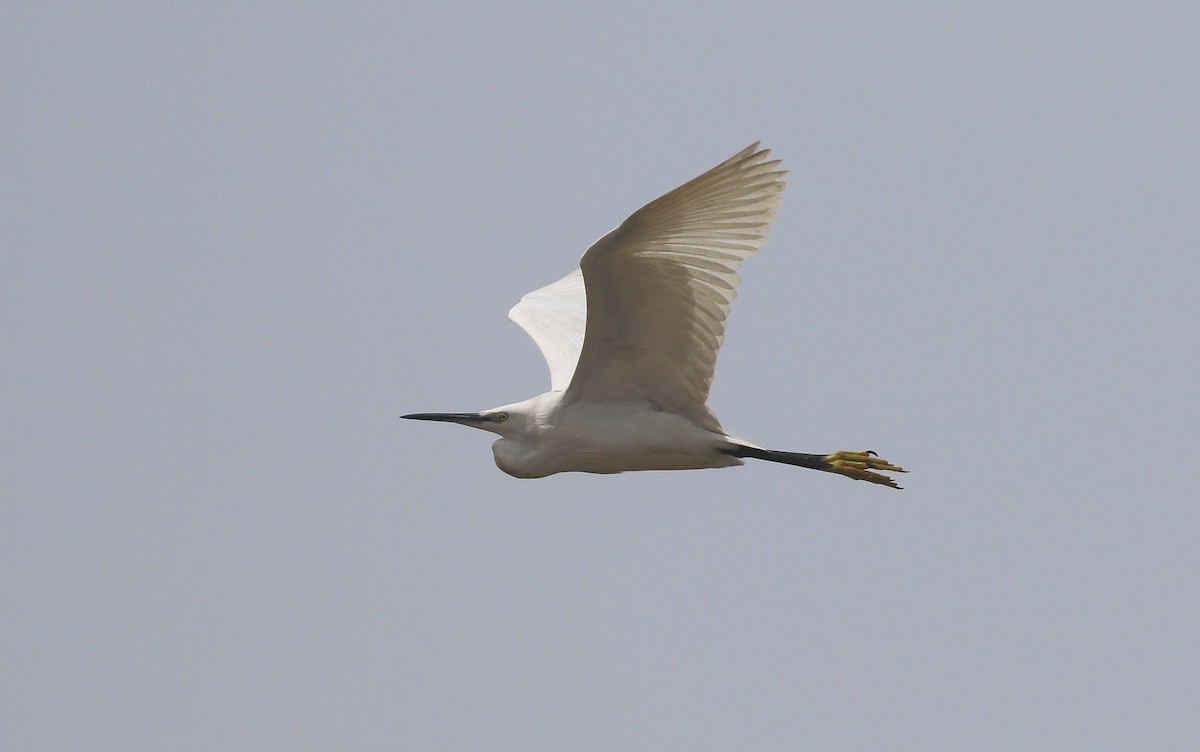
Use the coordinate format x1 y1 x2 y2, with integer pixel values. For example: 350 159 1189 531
507 269 586 391
563 143 787 430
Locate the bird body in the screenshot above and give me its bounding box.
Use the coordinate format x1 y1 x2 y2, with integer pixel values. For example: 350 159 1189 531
404 144 906 488
484 394 742 478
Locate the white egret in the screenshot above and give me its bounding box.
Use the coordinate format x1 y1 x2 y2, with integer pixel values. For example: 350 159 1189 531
403 144 906 488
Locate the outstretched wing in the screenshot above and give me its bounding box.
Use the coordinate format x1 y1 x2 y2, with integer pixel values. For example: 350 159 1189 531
508 268 586 392
564 143 786 430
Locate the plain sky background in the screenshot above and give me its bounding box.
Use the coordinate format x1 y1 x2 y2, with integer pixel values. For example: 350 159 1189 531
3 2 1198 750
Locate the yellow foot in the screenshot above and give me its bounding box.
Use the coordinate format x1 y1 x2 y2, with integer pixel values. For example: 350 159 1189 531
824 450 907 489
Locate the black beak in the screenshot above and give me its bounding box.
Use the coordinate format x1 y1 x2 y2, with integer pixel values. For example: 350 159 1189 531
401 412 492 424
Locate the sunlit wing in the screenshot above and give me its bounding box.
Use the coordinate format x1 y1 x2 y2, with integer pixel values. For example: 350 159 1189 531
564 143 786 430
508 268 587 392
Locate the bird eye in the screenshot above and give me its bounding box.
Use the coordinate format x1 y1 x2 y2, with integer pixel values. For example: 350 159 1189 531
495 412 509 423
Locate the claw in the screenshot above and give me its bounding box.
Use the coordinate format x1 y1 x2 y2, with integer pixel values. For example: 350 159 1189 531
824 450 907 489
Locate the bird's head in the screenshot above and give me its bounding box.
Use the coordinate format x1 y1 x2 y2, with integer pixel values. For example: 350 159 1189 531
401 396 544 438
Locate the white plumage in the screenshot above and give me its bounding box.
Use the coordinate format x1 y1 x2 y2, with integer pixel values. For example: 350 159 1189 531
404 144 905 487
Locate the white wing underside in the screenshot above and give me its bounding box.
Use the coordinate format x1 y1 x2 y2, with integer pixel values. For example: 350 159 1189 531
507 143 786 432
507 268 587 392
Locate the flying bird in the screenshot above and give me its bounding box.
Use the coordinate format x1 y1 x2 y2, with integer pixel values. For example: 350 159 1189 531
403 144 905 487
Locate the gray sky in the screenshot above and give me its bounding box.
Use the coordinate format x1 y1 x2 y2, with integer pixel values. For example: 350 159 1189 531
4 2 1198 750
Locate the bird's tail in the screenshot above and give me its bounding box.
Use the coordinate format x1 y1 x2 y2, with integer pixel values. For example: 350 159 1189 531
723 444 906 489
